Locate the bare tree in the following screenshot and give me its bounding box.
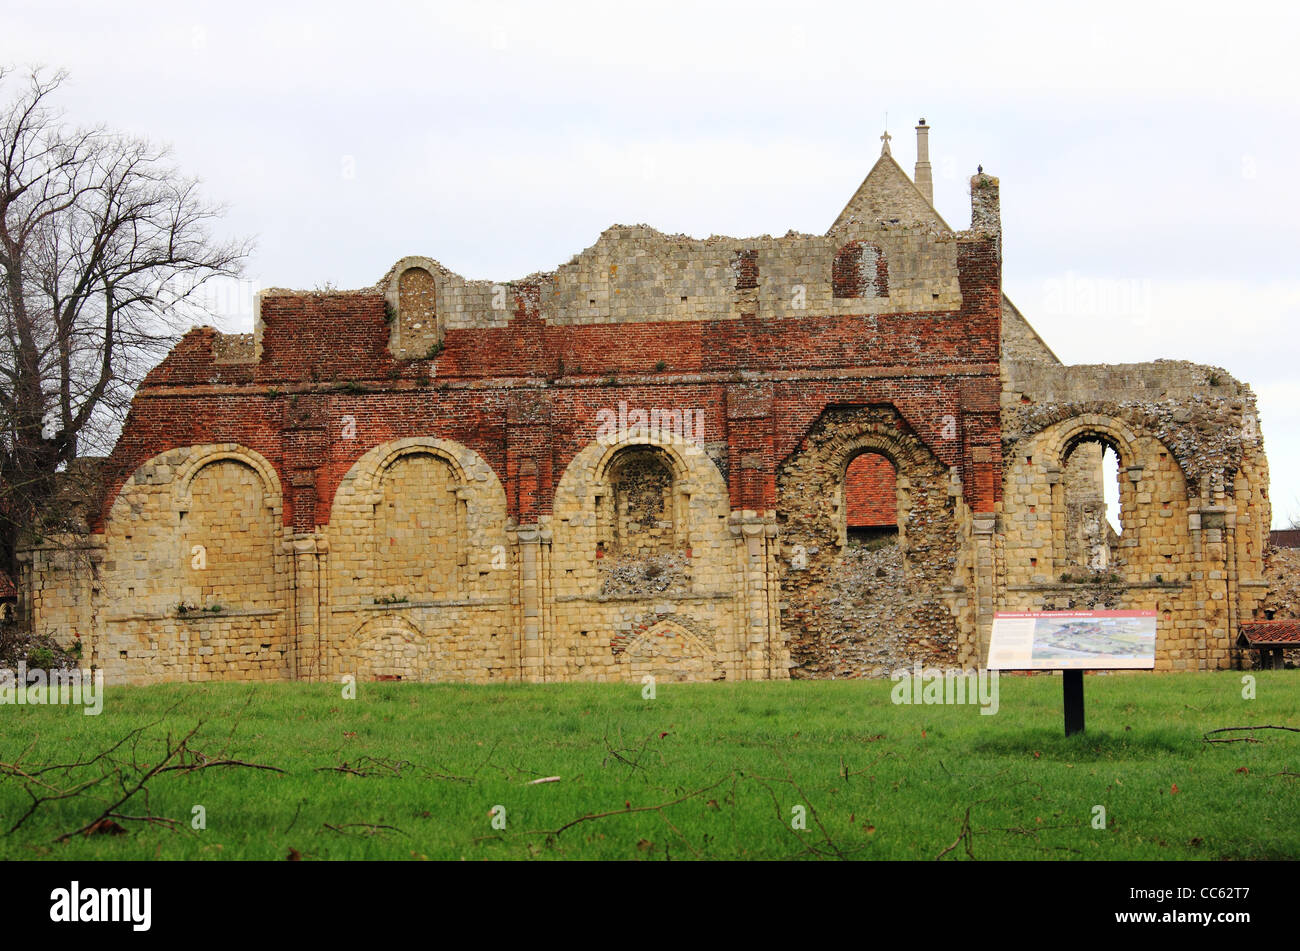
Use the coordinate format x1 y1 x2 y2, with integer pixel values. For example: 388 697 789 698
0 65 251 576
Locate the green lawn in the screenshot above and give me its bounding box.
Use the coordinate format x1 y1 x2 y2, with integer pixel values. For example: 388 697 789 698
0 673 1296 860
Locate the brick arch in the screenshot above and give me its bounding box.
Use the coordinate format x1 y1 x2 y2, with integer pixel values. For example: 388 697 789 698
811 419 941 549
832 240 889 299
844 451 898 529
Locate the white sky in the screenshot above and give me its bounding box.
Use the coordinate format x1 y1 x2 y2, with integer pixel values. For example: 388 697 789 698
6 0 1297 527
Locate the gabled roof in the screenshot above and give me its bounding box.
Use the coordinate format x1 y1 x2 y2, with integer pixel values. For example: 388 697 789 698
829 143 1061 365
828 152 947 236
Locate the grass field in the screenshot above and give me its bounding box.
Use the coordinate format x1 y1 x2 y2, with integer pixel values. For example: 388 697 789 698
0 672 1296 860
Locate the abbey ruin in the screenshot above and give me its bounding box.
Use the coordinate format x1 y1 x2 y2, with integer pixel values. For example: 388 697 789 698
16 123 1281 684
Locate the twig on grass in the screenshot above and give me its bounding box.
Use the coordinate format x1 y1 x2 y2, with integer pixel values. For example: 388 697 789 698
54 721 206 842
323 822 407 837
529 774 732 839
1203 724 1299 745
936 806 976 861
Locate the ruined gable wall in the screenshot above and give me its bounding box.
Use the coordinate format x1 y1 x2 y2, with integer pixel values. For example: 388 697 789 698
29 206 1003 684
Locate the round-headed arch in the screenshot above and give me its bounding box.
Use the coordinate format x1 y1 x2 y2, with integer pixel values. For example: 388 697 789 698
1053 415 1141 474
334 436 503 509
560 427 728 508
171 444 283 517
820 425 934 486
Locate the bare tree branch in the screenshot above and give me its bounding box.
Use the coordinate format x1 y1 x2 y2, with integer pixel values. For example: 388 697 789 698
0 64 253 577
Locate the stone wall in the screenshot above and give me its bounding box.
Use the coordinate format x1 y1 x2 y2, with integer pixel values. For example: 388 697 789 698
999 360 1273 671
776 405 968 677
19 154 1280 685
23 180 1001 685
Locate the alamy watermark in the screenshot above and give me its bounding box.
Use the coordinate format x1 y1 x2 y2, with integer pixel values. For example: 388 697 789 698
595 400 705 447
890 663 999 715
0 665 104 715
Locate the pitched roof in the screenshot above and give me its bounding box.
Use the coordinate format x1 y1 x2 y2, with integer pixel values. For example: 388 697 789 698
1239 620 1300 646
829 146 1061 365
828 152 946 235
0 571 15 600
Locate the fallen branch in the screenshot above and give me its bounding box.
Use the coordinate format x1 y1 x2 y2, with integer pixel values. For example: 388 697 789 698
323 822 406 837
533 774 731 838
52 721 204 842
1203 725 1298 745
936 806 976 861
159 753 285 774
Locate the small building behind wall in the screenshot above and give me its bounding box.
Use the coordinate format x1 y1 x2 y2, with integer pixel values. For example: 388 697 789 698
1237 620 1300 670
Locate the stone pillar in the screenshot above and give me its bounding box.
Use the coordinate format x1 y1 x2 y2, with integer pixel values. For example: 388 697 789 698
513 523 552 683
972 514 997 666
287 533 327 681
729 511 787 680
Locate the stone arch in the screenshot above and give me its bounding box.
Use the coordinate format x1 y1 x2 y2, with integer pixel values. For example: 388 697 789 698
179 458 280 610
614 616 723 682
330 437 507 606
814 421 934 554
552 427 731 600
1015 413 1190 580
99 443 289 683
1051 414 1141 475
600 443 680 558
343 615 436 682
384 255 443 358
172 443 284 518
844 450 899 538
775 405 961 677
104 443 286 614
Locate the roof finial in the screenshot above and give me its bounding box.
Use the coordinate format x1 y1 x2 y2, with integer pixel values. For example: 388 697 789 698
880 129 892 156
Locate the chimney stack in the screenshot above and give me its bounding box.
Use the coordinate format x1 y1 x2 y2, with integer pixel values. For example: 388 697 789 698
914 119 934 205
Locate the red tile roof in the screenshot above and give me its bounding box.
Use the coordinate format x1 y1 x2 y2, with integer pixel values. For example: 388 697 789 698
0 571 14 600
1239 620 1300 645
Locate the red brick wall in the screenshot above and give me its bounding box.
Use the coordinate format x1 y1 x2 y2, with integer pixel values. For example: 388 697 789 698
91 234 1002 532
845 453 897 527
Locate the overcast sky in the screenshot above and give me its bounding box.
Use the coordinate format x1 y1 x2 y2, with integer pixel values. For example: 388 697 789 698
6 0 1297 527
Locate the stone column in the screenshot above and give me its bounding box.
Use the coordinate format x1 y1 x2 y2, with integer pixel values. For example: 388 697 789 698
514 523 552 682
972 514 997 666
729 511 785 680
287 533 327 681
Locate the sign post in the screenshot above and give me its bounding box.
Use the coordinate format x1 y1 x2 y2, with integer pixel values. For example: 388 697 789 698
1062 669 1085 736
987 611 1157 736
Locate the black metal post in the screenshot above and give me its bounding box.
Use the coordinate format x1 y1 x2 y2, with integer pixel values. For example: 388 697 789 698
1063 669 1085 736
